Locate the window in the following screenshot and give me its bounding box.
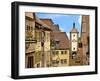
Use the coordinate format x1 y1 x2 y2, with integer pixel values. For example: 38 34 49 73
56 61 59 64
41 31 45 42
46 33 50 42
52 51 55 55
42 32 45 38
61 51 67 54
30 26 33 31
61 59 67 64
35 51 41 63
56 51 59 54
73 47 75 50
52 60 59 64
61 51 64 54
65 51 67 54
27 56 34 68
26 25 33 31
25 43 30 50
52 51 58 55
73 34 75 37
61 59 63 64
26 25 28 31
64 59 67 63
55 41 60 48
37 63 40 68
35 30 41 42
78 43 82 48
72 52 77 59
52 60 55 64
52 60 56 64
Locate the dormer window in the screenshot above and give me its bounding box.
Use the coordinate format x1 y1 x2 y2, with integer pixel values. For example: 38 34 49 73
72 52 77 59
55 40 60 48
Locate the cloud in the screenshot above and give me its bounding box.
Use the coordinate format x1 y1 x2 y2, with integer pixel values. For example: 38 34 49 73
59 27 70 39
36 13 65 19
78 16 82 26
66 32 70 39
44 14 62 18
60 27 64 32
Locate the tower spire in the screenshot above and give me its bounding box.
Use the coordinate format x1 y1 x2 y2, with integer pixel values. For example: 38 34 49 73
73 22 75 28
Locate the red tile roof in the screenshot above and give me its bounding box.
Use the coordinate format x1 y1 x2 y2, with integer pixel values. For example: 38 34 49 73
40 19 61 32
40 19 54 26
70 23 78 33
51 24 61 32
70 28 78 33
51 32 70 50
35 15 51 30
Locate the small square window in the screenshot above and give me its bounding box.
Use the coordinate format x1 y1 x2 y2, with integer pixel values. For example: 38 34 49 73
65 51 67 54
61 51 63 54
64 59 67 63
56 51 59 54
52 51 55 54
61 59 63 64
37 63 40 68
72 52 77 59
73 48 75 50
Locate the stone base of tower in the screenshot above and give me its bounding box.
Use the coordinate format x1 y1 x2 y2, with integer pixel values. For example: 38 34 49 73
69 51 83 66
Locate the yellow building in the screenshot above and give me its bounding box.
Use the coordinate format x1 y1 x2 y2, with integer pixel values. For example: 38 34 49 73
41 19 70 67
35 16 51 67
51 32 70 67
25 12 36 68
25 12 51 68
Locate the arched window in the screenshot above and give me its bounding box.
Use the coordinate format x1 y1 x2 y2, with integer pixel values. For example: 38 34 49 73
72 52 77 59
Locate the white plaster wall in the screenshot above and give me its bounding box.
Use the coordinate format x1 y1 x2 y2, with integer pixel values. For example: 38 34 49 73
71 33 78 51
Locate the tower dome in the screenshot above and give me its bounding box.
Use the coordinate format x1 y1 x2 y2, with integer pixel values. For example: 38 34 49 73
70 22 78 33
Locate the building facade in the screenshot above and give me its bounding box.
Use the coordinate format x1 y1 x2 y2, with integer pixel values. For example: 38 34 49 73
25 12 51 68
41 19 70 67
81 15 90 65
51 32 70 67
69 23 82 66
25 13 90 68
69 16 90 66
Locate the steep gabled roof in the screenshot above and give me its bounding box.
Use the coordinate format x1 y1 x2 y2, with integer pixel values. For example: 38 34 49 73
35 15 51 31
70 23 78 33
51 24 61 32
25 13 51 31
70 28 78 33
51 32 70 50
25 12 35 19
40 19 54 26
40 19 61 32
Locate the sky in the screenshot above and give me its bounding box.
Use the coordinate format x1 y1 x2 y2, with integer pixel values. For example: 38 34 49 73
36 13 82 38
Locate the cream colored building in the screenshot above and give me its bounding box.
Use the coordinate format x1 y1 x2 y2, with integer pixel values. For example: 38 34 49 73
40 19 70 67
70 23 79 59
51 32 70 67
25 12 36 68
69 23 82 66
25 12 51 68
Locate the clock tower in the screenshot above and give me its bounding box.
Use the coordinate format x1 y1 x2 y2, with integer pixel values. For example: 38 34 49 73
70 23 79 59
